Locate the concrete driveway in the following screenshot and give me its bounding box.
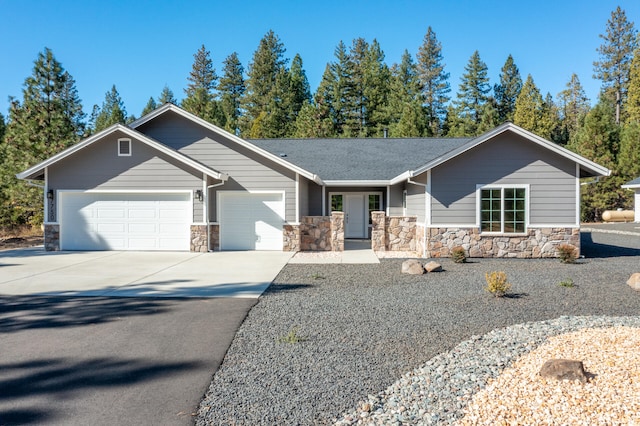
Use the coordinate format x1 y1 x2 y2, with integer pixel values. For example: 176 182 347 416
0 248 292 426
0 248 293 297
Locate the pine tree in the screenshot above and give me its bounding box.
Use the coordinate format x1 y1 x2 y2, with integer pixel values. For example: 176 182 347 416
141 97 157 116
182 44 218 122
1 48 85 226
362 39 391 136
218 52 245 133
286 53 312 134
513 75 547 138
494 55 522 123
242 30 288 136
315 42 353 136
344 38 369 136
452 50 490 135
416 26 450 136
626 49 640 123
593 6 638 124
557 73 590 144
293 101 334 138
158 85 177 105
568 100 623 221
93 85 127 132
387 50 423 136
0 113 5 143
618 122 640 181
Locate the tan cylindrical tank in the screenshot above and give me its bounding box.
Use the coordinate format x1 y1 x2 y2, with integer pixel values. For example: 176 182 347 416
602 210 635 222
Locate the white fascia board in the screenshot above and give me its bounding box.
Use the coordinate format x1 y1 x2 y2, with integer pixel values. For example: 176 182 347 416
411 123 611 178
130 103 319 182
622 184 640 189
389 171 411 185
17 124 228 182
323 180 390 187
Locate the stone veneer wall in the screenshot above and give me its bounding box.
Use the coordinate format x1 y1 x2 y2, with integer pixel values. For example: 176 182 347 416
300 216 332 251
426 227 580 258
44 224 60 251
190 225 208 252
209 224 220 251
330 212 344 252
385 216 417 251
283 224 300 252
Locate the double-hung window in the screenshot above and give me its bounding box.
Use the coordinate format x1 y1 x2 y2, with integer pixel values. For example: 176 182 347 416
479 186 527 233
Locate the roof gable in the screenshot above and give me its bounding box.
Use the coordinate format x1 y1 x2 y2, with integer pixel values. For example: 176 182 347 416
129 103 320 183
17 124 228 181
405 123 610 181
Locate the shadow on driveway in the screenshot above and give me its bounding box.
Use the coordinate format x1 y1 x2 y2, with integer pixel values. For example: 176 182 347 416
0 296 256 426
581 232 640 258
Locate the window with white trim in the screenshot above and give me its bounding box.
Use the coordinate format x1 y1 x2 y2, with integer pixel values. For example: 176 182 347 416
480 187 526 233
118 138 131 156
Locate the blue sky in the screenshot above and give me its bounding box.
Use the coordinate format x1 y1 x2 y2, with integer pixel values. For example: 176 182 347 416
1 0 639 120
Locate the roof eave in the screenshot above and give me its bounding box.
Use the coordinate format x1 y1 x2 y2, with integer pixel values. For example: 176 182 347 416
323 180 390 186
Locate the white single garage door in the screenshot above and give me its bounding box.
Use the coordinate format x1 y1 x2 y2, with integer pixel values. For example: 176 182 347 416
219 192 284 250
59 192 191 251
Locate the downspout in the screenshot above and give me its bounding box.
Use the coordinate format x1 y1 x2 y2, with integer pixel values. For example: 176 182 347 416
206 181 226 252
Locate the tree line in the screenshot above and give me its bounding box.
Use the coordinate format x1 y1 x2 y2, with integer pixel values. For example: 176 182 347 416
1 6 639 226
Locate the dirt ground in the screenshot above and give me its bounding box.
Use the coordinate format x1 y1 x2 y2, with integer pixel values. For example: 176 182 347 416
0 234 43 251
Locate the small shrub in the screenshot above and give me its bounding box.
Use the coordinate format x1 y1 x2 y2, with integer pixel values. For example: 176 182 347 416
559 278 575 288
277 327 308 344
451 246 467 263
557 244 578 264
484 271 512 297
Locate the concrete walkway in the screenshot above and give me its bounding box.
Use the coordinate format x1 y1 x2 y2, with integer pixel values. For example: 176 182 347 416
288 240 380 264
0 248 293 298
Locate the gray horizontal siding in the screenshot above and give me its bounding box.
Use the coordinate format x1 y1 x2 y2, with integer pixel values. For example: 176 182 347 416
48 130 204 223
405 174 426 221
388 184 404 216
299 176 309 218
431 132 577 226
138 111 298 222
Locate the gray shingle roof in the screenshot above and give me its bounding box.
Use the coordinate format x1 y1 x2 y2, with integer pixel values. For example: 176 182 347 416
249 137 472 181
624 177 640 186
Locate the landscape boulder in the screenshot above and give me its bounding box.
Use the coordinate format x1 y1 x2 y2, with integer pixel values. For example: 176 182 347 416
626 273 640 291
424 261 443 272
539 359 588 384
401 259 424 275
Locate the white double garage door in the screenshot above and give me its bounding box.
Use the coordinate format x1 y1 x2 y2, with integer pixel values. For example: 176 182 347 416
59 191 284 251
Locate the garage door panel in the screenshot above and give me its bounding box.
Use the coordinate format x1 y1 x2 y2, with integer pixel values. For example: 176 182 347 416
219 192 284 251
60 192 191 251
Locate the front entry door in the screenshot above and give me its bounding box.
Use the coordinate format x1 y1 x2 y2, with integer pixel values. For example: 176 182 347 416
345 194 366 238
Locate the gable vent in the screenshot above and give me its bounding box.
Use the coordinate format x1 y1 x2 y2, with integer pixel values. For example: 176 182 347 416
118 138 132 156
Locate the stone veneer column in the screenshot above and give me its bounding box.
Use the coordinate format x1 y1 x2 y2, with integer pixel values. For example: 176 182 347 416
190 225 208 252
209 224 220 251
283 224 301 252
371 211 386 252
44 224 60 251
330 212 344 251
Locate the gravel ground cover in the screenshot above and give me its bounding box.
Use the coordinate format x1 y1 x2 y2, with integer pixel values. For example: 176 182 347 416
196 232 640 425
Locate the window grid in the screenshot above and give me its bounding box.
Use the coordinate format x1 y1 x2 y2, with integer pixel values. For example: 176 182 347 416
480 187 526 234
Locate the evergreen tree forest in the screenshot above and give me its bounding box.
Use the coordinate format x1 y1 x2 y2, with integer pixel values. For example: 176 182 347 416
1 6 640 225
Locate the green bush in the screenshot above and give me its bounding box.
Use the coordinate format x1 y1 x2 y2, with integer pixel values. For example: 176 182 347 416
484 271 511 297
557 244 578 264
277 327 308 344
451 246 467 263
559 278 575 288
